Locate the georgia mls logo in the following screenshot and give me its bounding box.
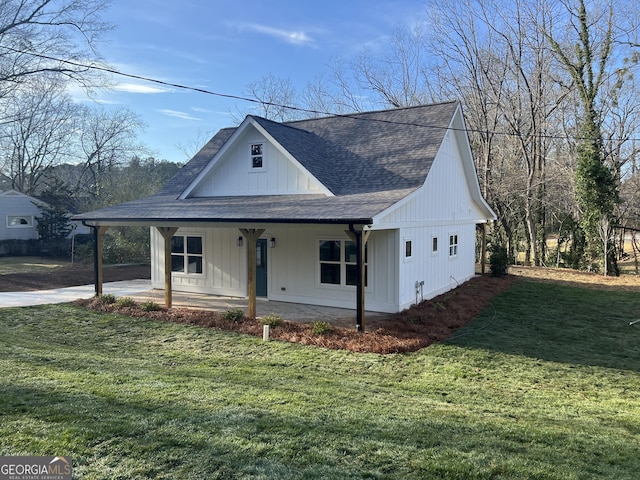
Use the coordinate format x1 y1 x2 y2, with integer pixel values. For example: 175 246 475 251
0 456 72 480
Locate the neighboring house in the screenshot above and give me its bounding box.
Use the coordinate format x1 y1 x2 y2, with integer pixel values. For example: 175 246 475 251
0 190 45 240
75 101 497 327
0 189 90 243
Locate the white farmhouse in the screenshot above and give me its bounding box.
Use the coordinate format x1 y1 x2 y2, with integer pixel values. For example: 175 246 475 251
76 101 496 330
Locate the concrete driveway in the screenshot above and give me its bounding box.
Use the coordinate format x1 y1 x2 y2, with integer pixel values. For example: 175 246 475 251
0 280 152 308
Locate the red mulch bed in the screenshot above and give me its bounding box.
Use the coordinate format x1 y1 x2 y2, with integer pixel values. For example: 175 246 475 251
75 274 517 354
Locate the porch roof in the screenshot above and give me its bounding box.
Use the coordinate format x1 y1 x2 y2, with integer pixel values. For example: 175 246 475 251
73 189 415 226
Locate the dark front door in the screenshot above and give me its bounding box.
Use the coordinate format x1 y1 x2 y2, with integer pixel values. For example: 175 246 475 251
256 238 268 297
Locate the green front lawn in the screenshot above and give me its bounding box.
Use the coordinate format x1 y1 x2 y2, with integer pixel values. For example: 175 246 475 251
1 280 639 479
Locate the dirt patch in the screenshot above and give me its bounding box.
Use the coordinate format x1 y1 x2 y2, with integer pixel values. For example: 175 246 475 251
0 263 150 292
76 274 517 354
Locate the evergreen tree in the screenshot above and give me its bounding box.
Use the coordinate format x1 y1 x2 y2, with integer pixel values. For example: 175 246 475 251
35 204 72 241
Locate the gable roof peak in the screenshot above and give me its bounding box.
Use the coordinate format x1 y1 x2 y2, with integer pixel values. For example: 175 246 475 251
164 100 462 198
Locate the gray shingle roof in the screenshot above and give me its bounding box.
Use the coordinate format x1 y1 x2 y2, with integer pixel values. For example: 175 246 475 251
75 101 459 224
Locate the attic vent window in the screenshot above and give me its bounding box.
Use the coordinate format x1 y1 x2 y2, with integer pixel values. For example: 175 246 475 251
250 143 263 169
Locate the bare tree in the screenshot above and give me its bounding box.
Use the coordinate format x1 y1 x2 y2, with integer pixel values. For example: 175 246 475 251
303 24 436 116
235 73 302 122
176 128 216 161
0 0 110 95
302 69 365 116
74 107 146 200
352 25 432 108
0 74 78 194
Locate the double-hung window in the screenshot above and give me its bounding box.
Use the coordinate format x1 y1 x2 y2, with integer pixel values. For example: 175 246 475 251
319 240 368 286
171 235 203 274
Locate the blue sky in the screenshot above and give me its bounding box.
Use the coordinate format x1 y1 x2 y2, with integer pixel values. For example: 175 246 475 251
84 0 429 162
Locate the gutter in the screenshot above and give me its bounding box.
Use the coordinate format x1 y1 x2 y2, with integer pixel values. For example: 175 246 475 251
75 216 375 227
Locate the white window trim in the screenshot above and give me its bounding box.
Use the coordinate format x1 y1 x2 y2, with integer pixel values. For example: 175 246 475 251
448 233 459 258
7 215 33 228
403 236 413 262
171 234 205 276
431 235 439 256
249 141 266 172
318 238 371 290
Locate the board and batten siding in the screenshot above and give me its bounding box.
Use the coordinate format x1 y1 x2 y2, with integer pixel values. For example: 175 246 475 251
268 227 399 313
151 227 247 297
152 225 401 313
189 126 325 197
375 128 486 310
396 224 477 310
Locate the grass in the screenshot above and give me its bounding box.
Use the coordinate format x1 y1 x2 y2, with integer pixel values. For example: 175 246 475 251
0 280 639 478
0 256 70 275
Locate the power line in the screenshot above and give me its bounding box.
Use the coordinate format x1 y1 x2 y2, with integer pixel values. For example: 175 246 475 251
2 45 639 143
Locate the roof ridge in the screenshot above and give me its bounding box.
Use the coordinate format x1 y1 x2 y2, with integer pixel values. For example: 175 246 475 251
282 100 459 126
249 115 311 134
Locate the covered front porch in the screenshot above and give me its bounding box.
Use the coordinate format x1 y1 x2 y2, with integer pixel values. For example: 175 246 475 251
88 220 374 330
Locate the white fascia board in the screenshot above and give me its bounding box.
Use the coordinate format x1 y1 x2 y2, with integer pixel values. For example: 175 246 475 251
451 105 497 221
179 117 255 199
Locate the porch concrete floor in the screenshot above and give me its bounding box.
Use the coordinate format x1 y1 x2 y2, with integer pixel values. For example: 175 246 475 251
131 288 389 330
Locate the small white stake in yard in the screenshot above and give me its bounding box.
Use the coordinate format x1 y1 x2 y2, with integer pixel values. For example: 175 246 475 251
629 319 640 326
263 324 270 341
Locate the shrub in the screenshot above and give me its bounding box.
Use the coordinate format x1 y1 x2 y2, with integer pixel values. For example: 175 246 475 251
73 243 94 263
0 239 40 257
115 297 136 308
140 301 161 312
489 244 509 277
98 294 117 304
260 313 284 327
312 321 333 335
222 308 244 323
102 227 150 265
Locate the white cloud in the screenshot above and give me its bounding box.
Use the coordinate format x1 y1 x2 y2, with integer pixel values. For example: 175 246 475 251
159 109 201 121
240 23 314 46
114 83 172 94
